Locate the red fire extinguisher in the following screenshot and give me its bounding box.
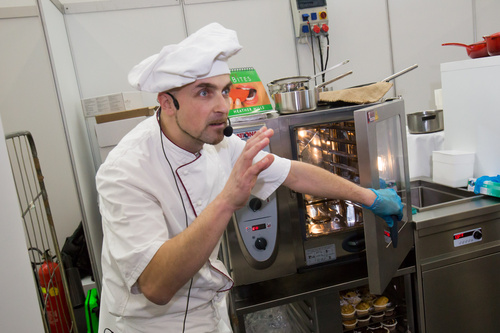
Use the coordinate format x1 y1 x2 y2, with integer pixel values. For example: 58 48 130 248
38 250 72 333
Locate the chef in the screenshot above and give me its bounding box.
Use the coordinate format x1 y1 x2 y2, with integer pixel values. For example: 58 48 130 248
96 22 403 333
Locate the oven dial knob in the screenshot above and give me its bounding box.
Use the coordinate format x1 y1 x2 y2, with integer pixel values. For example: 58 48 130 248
473 230 482 240
255 237 267 250
249 198 262 212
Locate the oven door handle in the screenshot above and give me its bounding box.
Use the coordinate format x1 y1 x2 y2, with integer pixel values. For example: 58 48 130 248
390 215 399 248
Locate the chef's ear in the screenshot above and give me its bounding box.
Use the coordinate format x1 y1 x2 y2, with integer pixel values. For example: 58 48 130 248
158 91 177 114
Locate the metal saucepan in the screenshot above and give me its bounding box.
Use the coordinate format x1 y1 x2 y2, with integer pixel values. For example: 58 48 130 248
483 32 500 56
407 109 444 134
272 70 353 114
268 59 349 94
442 42 489 59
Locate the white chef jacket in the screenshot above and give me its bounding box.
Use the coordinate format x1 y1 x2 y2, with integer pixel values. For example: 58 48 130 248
96 113 291 332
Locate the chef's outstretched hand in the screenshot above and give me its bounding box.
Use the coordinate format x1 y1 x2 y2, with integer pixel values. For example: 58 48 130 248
222 126 274 211
362 188 403 227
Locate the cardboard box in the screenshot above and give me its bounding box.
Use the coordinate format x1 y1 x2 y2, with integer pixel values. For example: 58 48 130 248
82 91 144 117
93 107 155 162
432 150 475 187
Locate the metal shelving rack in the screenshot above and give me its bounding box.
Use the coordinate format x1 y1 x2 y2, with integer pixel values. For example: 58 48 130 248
5 131 78 333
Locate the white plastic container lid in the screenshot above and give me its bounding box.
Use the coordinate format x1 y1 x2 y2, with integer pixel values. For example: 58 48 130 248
432 150 475 164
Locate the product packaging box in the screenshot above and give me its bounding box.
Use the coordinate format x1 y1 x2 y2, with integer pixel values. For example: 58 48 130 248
93 107 155 162
432 150 475 187
467 177 500 198
82 91 144 117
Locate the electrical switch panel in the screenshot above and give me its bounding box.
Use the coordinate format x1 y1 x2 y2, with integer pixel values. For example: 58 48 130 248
290 0 329 38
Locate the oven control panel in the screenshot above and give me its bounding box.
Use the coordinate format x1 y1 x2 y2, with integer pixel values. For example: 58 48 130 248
233 124 279 263
453 227 482 247
234 194 278 262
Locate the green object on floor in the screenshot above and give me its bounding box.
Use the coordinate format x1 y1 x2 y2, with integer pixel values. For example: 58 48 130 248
85 288 99 333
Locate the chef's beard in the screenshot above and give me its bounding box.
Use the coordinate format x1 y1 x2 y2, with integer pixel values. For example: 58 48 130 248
175 115 225 147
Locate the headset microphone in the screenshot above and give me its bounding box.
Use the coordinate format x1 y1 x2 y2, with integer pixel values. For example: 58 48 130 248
164 91 180 110
223 117 233 137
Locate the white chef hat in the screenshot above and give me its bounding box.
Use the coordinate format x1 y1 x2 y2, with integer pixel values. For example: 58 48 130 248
128 22 242 93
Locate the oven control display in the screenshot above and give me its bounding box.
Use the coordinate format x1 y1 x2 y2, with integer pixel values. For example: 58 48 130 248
453 227 482 247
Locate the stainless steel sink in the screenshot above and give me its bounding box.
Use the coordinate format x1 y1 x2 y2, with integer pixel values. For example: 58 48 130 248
409 179 481 212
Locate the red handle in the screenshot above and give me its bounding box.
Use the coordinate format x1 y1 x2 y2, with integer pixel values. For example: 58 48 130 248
442 43 468 48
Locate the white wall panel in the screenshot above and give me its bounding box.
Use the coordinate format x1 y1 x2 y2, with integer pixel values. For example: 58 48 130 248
321 0 393 92
40 0 103 286
441 56 500 177
0 14 82 247
475 0 500 39
0 0 38 18
388 0 473 113
61 0 179 14
65 5 185 106
184 0 298 88
0 116 45 333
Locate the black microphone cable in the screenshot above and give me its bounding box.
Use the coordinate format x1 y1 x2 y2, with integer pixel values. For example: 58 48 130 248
157 107 193 333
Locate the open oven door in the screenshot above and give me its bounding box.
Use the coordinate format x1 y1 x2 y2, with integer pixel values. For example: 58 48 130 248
353 98 414 295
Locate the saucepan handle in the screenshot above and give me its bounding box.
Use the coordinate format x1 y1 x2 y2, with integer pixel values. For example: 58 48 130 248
381 64 418 82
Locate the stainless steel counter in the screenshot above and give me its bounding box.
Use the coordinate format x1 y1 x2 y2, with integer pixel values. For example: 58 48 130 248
412 195 500 230
411 187 500 333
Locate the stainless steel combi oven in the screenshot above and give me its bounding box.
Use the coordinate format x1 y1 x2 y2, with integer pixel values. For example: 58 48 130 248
222 98 414 295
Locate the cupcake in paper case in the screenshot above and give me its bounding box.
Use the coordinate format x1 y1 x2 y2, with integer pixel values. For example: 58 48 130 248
382 319 397 331
343 319 358 330
371 310 385 320
357 315 371 325
368 327 389 333
367 323 389 332
373 296 389 311
344 290 362 305
367 322 382 330
384 305 395 317
355 301 371 316
360 292 378 306
341 303 356 319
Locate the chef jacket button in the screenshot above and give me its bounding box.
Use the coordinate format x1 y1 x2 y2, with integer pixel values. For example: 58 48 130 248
196 200 202 206
183 170 188 175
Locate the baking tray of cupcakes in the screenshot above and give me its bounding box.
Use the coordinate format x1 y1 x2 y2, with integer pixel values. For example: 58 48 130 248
340 289 398 332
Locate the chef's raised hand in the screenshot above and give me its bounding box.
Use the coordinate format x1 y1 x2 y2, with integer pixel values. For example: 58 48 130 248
362 188 403 227
221 126 275 211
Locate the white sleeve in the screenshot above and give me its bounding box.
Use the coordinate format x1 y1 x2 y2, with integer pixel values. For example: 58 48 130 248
225 134 291 200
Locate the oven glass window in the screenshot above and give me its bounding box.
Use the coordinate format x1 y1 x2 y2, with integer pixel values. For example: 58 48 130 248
295 121 363 237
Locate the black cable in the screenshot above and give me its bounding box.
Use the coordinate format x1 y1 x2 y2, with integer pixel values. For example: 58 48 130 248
325 35 330 71
182 279 194 332
317 35 325 82
308 22 317 85
157 107 193 333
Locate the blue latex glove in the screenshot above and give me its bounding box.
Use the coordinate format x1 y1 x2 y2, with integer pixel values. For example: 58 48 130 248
474 175 500 194
362 188 403 227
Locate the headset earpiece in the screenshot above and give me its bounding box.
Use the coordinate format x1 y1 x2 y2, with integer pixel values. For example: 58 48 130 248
164 91 180 110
